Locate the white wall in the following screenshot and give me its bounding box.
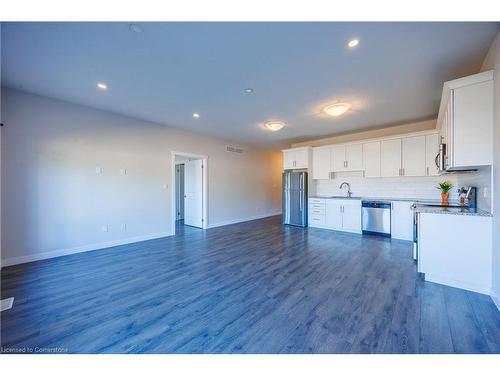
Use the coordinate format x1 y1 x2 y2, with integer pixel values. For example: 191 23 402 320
481 30 500 309
1 88 282 266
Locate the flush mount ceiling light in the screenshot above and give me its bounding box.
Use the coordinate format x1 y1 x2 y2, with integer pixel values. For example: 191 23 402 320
323 103 351 117
265 121 285 132
192 113 200 118
244 88 254 94
97 82 108 90
129 24 143 33
348 39 359 48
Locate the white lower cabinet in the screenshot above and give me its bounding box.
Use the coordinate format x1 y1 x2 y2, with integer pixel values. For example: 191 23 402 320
390 201 414 241
309 198 361 234
325 200 342 230
418 213 492 294
341 200 362 233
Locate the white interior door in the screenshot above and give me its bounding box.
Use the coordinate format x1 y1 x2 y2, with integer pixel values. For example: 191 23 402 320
184 159 204 228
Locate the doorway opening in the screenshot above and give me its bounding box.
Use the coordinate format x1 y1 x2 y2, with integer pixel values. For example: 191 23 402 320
171 152 208 235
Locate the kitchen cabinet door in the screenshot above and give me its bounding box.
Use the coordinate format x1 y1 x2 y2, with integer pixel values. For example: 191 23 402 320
453 80 494 167
283 151 295 170
381 139 402 177
294 148 309 169
331 145 346 172
402 136 426 176
312 148 331 179
425 134 439 176
362 141 381 178
325 200 343 230
391 201 414 241
341 200 362 234
345 144 363 171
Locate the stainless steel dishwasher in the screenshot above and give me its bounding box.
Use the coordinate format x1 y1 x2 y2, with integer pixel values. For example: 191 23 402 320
362 201 391 237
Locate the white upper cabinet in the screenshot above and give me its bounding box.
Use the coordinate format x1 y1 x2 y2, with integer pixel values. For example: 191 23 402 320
331 145 346 172
282 147 311 170
309 131 439 179
312 148 331 179
283 150 296 170
294 148 310 169
437 71 494 170
402 136 426 177
381 139 402 177
362 141 381 178
425 133 439 176
331 144 363 172
345 144 363 171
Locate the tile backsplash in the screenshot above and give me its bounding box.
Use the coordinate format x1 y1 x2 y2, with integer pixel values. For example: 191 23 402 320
314 166 492 211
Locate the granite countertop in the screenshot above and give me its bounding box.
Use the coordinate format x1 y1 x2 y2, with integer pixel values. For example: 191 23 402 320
309 196 492 217
411 205 492 217
309 196 448 204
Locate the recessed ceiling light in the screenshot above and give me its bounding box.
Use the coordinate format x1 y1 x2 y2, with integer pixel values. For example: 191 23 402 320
129 24 143 33
244 88 254 94
193 113 200 118
323 103 351 117
348 39 359 48
265 121 285 132
97 82 108 90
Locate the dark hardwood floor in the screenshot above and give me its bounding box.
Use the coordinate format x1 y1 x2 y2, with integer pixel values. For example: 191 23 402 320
1 216 499 354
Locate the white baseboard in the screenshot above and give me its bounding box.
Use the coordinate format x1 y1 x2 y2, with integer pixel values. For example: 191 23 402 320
1 232 172 267
425 273 491 296
208 212 281 229
492 294 500 312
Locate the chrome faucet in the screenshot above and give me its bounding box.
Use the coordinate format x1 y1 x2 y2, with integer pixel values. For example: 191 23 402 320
339 182 352 197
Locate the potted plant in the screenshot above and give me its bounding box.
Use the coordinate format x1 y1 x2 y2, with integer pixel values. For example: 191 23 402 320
437 180 453 205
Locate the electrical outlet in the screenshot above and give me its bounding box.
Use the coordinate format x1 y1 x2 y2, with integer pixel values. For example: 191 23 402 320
101 224 109 232
120 168 127 175
95 167 103 174
121 224 127 231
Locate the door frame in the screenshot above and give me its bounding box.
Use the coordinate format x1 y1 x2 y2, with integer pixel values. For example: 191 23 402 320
170 151 208 235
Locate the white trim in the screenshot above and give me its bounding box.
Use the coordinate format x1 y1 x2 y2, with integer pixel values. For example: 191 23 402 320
425 273 492 296
208 212 281 229
1 232 172 267
492 294 500 312
170 151 208 235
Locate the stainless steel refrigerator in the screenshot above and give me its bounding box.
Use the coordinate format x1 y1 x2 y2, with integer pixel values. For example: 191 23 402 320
282 171 308 227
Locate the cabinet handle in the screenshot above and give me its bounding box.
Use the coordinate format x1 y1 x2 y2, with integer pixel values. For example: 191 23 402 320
426 166 429 176
402 168 405 176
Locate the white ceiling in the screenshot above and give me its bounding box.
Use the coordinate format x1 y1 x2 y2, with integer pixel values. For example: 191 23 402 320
1 22 498 147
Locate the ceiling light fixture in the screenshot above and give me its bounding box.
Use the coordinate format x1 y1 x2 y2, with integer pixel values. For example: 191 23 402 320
193 113 200 118
129 24 143 33
265 121 285 132
244 88 254 94
348 39 359 48
323 103 351 117
97 82 108 90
